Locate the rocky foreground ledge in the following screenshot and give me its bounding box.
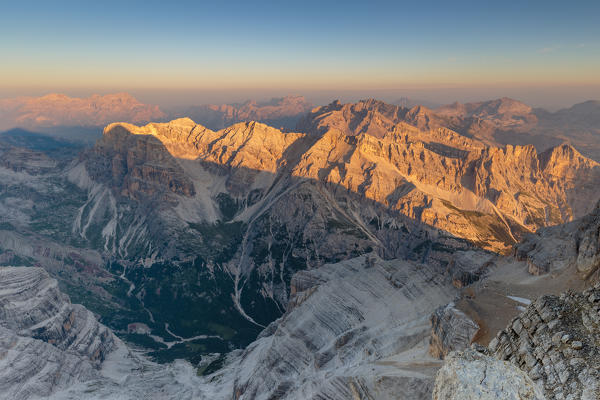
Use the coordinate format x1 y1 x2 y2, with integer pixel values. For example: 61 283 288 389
433 284 600 400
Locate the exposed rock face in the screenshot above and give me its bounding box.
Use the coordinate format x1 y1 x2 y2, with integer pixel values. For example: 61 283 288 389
0 266 116 399
36 105 595 355
445 250 494 288
208 255 458 400
514 201 600 280
0 257 458 400
429 303 479 359
295 100 600 252
0 326 99 400
177 95 312 130
297 99 457 137
432 348 544 400
488 285 600 400
0 93 165 130
435 283 600 400
431 204 600 398
0 265 219 400
88 108 600 258
87 121 198 199
0 266 115 362
64 114 494 348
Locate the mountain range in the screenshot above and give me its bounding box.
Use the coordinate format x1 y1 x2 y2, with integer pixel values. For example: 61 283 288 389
174 95 313 131
2 93 600 162
0 93 166 130
0 96 599 399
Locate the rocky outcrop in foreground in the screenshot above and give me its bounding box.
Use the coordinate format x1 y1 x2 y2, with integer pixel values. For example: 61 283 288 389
0 267 116 399
433 348 543 400
434 284 600 400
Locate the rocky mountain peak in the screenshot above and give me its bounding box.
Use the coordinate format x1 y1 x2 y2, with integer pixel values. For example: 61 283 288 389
539 143 600 182
564 99 600 114
87 102 600 255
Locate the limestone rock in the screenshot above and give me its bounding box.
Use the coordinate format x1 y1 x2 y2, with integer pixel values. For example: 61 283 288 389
432 348 544 400
429 303 479 359
0 266 116 399
488 284 600 400
514 201 600 279
207 255 458 400
0 266 115 363
86 106 600 257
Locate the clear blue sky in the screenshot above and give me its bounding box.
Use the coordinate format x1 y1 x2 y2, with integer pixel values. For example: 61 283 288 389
1 0 599 107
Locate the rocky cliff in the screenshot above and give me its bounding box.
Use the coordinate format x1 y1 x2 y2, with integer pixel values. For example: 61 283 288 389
429 303 479 359
205 255 459 400
434 284 600 400
0 267 115 399
514 200 600 279
306 102 600 249
433 201 600 399
433 348 544 400
82 106 600 258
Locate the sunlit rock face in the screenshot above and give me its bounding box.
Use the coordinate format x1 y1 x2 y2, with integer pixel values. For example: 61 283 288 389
295 100 600 247
87 104 600 259
1 96 599 400
39 104 596 357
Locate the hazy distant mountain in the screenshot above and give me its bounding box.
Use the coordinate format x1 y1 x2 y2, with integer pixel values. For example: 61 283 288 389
394 96 442 109
0 93 166 131
436 97 537 131
436 97 600 161
529 100 600 158
176 95 313 130
543 100 600 125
